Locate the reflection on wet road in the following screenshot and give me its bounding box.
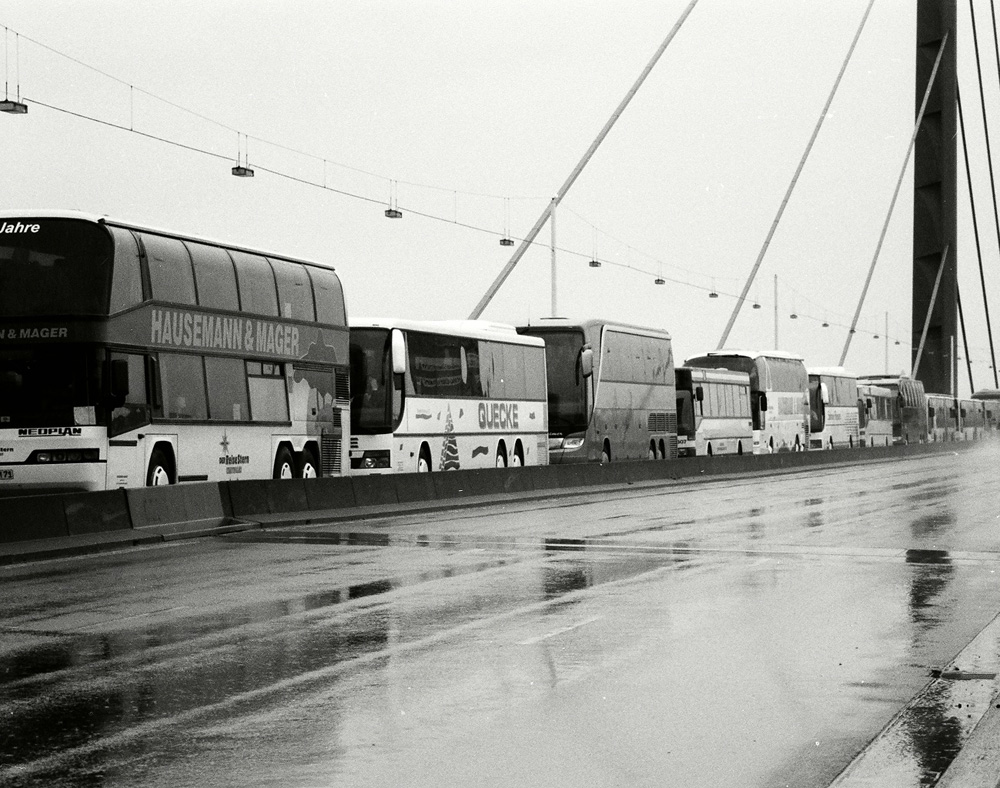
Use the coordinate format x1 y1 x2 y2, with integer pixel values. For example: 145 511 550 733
2 445 1000 787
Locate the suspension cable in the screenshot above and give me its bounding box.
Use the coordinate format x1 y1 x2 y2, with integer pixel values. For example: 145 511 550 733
913 245 949 379
957 286 975 394
957 86 999 385
717 0 876 349
467 0 700 319
839 32 949 366
966 1 1000 386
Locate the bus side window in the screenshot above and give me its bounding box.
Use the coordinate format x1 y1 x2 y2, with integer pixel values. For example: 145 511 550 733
271 258 316 321
159 353 208 420
205 357 250 421
232 251 279 317
109 228 144 312
109 352 151 437
308 267 346 326
248 362 290 422
142 233 197 306
189 242 240 311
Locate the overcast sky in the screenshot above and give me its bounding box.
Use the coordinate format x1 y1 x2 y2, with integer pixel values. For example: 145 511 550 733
3 1 998 395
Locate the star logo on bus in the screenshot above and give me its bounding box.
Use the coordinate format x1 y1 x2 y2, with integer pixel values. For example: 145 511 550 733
220 432 230 455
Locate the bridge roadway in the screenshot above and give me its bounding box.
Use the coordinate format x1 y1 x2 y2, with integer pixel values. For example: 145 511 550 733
2 444 1000 787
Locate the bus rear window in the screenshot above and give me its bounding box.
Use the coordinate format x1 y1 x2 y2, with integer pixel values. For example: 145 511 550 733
0 219 114 316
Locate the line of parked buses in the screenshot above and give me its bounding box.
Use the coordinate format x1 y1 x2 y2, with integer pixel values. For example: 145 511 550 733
348 316 1000 474
3 213 997 494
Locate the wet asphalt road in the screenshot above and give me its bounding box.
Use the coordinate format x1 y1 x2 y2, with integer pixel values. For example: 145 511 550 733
2 444 1000 788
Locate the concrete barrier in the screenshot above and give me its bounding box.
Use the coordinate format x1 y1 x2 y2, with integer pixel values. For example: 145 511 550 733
127 482 228 531
64 489 132 536
0 495 68 543
303 476 357 512
0 440 980 550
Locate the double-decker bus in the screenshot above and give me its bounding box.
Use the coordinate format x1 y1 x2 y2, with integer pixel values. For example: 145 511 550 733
972 389 1000 436
858 374 928 444
807 367 860 449
516 318 677 463
0 211 349 493
675 367 753 457
684 350 809 453
349 319 547 473
857 383 894 447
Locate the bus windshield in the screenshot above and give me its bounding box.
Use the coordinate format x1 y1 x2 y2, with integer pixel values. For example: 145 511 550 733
349 328 392 435
521 328 588 435
0 219 114 316
0 345 105 427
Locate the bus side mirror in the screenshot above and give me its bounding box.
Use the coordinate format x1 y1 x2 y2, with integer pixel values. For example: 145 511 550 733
109 359 129 406
391 329 407 375
866 398 873 410
759 393 768 411
695 386 704 403
580 347 594 378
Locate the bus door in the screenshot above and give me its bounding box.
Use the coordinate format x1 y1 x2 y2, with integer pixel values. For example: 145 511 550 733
106 353 153 487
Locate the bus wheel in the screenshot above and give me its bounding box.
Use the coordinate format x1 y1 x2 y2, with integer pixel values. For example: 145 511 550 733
707 443 713 457
146 448 173 486
512 442 524 467
298 448 319 478
601 441 611 464
417 444 432 473
737 442 743 456
648 441 656 460
273 447 295 479
659 439 666 459
768 438 775 454
496 441 508 468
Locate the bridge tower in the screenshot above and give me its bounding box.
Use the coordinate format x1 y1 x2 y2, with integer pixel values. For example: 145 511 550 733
912 0 958 395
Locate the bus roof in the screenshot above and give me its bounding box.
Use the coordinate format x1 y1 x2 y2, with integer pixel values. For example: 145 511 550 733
972 389 1000 400
689 349 805 362
807 366 858 379
517 316 671 339
0 209 339 273
352 317 544 346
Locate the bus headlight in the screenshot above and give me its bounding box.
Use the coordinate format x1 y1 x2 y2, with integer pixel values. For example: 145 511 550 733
351 450 391 470
561 437 586 450
29 449 100 464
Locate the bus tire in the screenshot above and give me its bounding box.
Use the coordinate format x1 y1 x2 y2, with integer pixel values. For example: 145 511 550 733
273 446 295 479
297 446 319 478
707 443 713 457
659 439 666 459
601 440 611 464
737 441 744 456
496 441 508 468
512 441 524 467
417 444 432 473
648 441 656 460
146 447 174 486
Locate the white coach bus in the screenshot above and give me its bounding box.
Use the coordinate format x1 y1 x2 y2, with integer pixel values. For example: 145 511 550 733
517 318 677 463
684 350 810 453
675 366 753 457
808 367 861 449
349 319 547 473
